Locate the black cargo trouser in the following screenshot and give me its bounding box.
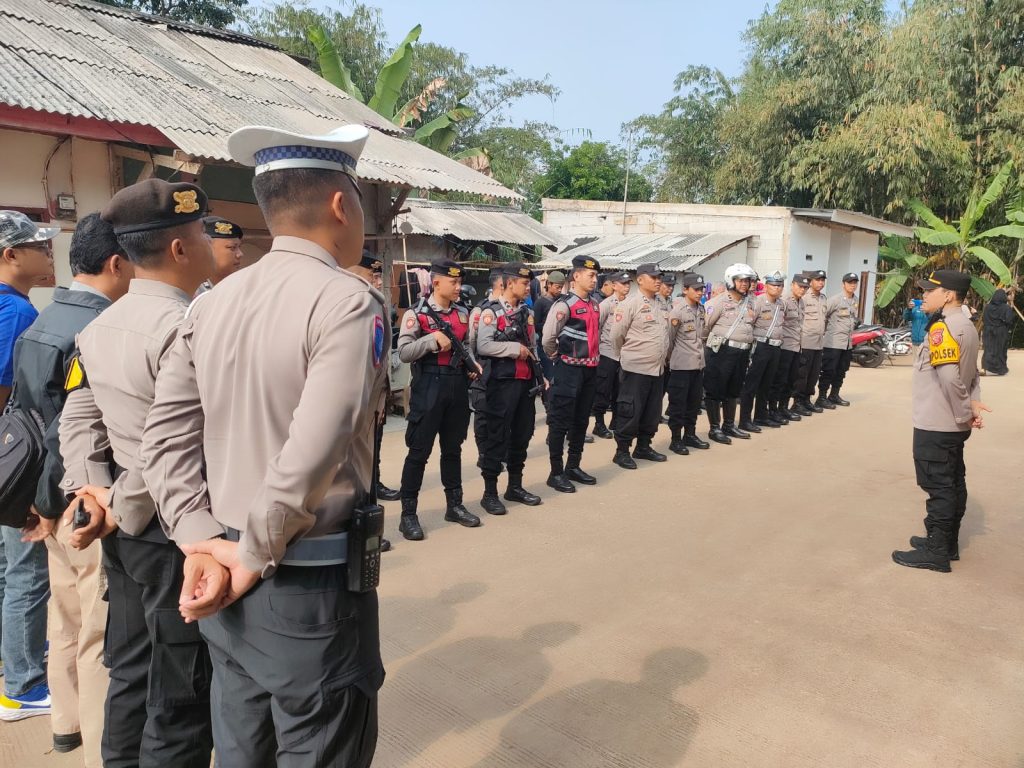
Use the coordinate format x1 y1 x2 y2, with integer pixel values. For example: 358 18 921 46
480 378 536 483
546 361 598 474
666 368 703 432
770 348 802 405
818 346 854 396
612 370 664 446
470 382 488 454
591 355 620 416
912 428 969 541
200 564 382 768
741 342 781 420
703 344 750 402
101 527 213 768
795 347 824 400
400 370 471 498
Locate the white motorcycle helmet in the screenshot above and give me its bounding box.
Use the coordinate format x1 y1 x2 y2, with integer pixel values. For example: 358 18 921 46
723 263 758 292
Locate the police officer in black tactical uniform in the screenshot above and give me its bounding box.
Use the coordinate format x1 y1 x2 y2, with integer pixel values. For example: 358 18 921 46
468 268 504 454
476 262 544 515
396 258 483 540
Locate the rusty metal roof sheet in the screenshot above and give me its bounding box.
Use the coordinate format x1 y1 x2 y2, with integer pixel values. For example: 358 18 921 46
397 199 565 248
0 0 520 200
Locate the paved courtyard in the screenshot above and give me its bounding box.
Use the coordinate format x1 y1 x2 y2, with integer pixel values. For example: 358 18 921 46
4 352 1023 767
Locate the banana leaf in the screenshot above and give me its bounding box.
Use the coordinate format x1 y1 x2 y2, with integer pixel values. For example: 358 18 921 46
874 272 909 308
368 24 422 119
966 245 1013 285
973 224 1024 241
914 228 961 247
307 25 363 101
908 199 957 234
969 276 997 300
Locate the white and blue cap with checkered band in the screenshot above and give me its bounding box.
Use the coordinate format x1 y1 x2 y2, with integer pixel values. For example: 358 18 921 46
226 124 369 178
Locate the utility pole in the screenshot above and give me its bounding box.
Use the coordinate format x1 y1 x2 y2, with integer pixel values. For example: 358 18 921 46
622 128 632 235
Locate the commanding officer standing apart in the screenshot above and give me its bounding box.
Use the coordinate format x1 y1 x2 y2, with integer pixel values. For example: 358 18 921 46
591 271 631 440
817 272 860 408
739 270 787 432
665 273 710 454
195 215 243 294
140 124 389 766
892 270 989 573
609 263 670 468
542 255 601 493
769 273 810 423
794 268 827 414
476 262 543 515
396 258 481 540
702 263 757 444
59 179 215 767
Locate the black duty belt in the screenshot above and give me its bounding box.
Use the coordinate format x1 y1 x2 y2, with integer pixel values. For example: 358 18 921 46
224 527 348 567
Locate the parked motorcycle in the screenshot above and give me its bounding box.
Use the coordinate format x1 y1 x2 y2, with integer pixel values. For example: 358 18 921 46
851 325 887 368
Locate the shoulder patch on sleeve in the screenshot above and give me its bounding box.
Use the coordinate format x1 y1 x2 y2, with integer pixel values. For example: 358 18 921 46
928 321 960 366
64 354 88 393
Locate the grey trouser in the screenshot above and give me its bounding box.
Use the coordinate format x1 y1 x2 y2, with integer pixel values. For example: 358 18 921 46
199 563 383 768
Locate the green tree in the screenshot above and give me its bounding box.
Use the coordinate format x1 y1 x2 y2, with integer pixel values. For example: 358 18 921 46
536 141 652 203
94 0 246 27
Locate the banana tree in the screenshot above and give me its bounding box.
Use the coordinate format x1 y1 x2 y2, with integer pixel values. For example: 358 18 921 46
875 235 928 308
908 160 1024 299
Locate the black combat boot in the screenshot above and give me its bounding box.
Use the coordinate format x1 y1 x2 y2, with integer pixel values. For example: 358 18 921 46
565 453 597 485
806 396 824 413
706 400 731 445
504 478 542 506
892 530 951 572
546 459 576 493
828 387 850 406
791 398 812 417
480 493 507 515
592 415 613 439
682 428 710 449
633 438 667 462
669 427 689 455
766 403 789 425
375 482 401 501
398 498 424 541
444 488 481 527
722 399 751 439
738 394 761 433
613 438 638 469
780 399 801 421
815 393 836 410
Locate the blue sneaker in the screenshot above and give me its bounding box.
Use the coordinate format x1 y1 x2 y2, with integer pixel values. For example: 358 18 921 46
0 683 51 721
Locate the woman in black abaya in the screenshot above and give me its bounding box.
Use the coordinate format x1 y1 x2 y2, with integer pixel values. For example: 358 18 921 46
982 289 1014 375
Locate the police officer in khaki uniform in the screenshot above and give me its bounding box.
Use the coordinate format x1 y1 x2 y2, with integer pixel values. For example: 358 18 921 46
139 124 388 766
794 268 827 414
817 272 860 408
195 215 243 295
892 270 989 572
656 271 675 319
58 178 215 767
542 255 601 493
591 271 631 439
739 270 787 432
396 259 482 540
609 263 670 468
665 272 709 454
476 262 543 515
768 274 810 423
702 263 757 444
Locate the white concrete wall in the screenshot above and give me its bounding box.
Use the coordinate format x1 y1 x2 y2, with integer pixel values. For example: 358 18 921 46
0 128 113 309
786 220 832 280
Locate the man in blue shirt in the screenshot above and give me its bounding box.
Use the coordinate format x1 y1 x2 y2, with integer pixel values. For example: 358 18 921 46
0 210 58 723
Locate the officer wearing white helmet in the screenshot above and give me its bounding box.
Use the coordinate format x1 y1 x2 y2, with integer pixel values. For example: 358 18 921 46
702 263 756 444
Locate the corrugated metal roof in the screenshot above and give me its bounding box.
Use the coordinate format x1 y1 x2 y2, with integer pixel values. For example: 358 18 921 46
534 232 751 271
397 199 565 248
0 0 520 200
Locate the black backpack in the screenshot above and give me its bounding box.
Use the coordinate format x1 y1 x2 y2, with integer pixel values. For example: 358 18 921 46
0 406 46 527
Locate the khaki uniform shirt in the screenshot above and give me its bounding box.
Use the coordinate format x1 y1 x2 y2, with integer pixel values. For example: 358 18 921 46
655 294 673 323
823 293 859 350
912 310 980 432
780 293 804 353
748 293 785 342
609 291 669 376
139 237 389 577
666 301 706 371
704 291 755 345
800 290 827 350
598 295 622 360
58 279 190 537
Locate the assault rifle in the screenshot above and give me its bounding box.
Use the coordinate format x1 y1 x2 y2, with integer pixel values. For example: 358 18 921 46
422 302 482 378
495 304 546 397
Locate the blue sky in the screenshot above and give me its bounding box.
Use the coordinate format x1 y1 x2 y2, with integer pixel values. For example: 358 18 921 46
367 0 774 145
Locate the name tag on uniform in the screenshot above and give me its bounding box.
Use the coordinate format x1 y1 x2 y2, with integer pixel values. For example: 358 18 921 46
574 307 588 315
643 314 655 322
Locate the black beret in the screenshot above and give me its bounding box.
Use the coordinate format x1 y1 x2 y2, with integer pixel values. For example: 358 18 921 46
660 272 677 284
636 263 662 278
359 250 383 272
430 258 465 279
609 271 632 284
793 274 811 287
103 179 208 235
502 261 535 279
681 273 705 289
917 269 971 293
803 269 827 280
203 216 243 239
571 255 600 271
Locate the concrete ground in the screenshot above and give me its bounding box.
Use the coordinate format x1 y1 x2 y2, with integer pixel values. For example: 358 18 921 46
3 351 1023 767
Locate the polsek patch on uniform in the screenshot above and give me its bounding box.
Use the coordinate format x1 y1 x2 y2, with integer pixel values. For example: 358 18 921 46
372 315 385 368
928 321 960 366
